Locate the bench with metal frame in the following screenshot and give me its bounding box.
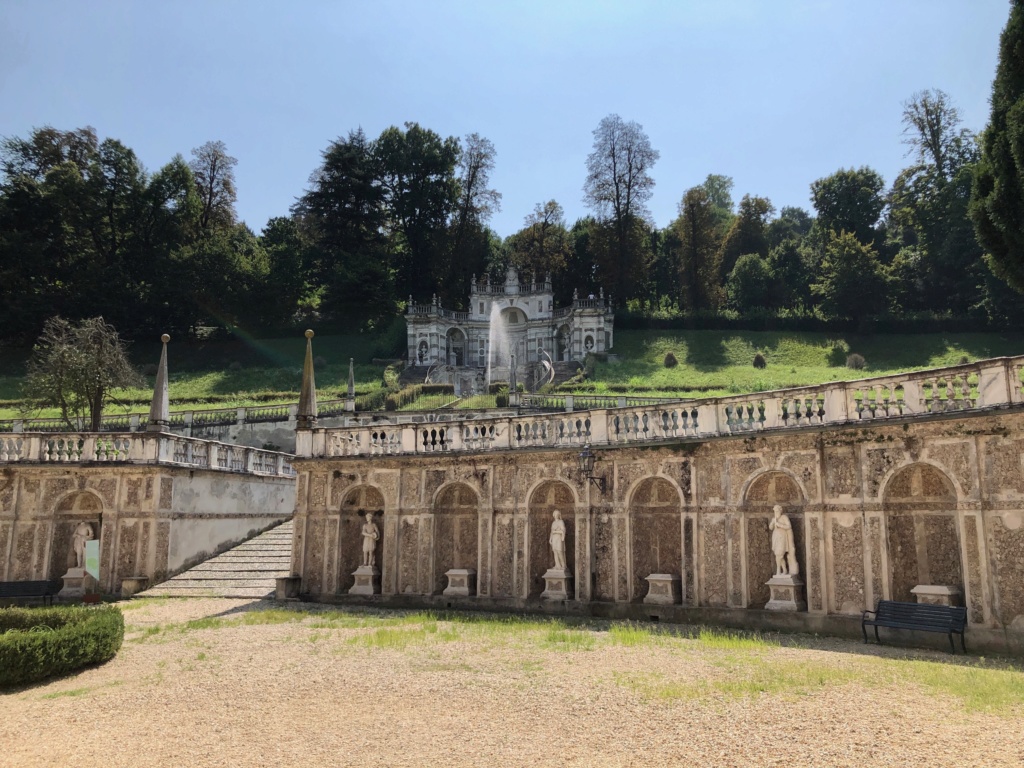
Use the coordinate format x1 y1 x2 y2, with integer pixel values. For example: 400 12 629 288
0 580 63 606
862 599 967 653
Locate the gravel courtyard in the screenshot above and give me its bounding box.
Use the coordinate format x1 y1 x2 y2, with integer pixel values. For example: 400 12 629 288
2 598 1023 768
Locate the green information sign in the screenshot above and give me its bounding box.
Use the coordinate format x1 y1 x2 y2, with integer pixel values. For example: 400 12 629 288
84 540 100 580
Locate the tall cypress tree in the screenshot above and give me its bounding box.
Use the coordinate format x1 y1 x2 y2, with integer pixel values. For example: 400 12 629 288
970 0 1024 293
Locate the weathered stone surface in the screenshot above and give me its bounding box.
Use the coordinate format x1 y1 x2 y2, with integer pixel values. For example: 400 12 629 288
629 477 681 602
993 513 1024 627
702 516 727 606
964 515 984 624
927 441 974 495
831 515 865 614
808 516 822 611
824 445 857 498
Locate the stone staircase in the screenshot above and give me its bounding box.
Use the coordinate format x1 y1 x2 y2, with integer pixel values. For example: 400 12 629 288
141 520 293 598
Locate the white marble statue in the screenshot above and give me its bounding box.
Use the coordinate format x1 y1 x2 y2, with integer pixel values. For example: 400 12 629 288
769 504 799 576
72 521 95 569
360 512 379 567
550 509 567 571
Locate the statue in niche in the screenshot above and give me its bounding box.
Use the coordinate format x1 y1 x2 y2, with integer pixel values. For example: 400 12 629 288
769 504 799 576
550 509 567 571
72 521 95 569
360 512 379 567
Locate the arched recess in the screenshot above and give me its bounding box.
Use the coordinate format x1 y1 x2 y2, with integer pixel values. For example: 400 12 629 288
528 481 576 599
628 477 683 602
743 471 805 608
431 483 480 595
882 463 960 602
445 327 466 366
50 491 104 580
340 485 385 593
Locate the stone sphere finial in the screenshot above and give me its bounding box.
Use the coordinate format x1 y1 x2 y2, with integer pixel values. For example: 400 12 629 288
161 333 170 343
305 329 315 339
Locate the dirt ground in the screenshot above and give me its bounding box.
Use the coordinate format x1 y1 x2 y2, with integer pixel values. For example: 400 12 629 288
2 598 1022 768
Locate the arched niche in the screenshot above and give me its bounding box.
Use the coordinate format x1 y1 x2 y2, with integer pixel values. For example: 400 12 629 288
445 328 466 366
743 471 805 608
882 463 960 602
628 477 682 602
528 481 576 599
51 491 104 579
431 483 479 595
340 485 385 593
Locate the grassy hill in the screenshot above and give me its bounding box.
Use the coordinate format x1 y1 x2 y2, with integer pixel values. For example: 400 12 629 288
1 329 1022 420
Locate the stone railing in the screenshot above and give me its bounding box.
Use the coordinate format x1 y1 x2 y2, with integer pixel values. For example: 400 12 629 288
0 432 296 476
298 356 1024 458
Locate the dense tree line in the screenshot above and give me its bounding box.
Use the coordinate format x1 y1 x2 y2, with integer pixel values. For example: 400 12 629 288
3 1 1023 346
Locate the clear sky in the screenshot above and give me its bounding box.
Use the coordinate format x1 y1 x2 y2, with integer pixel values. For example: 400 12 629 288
0 0 1010 238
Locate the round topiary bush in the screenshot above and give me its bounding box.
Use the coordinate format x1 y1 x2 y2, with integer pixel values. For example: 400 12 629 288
846 353 866 370
0 605 124 688
663 352 678 368
753 352 767 369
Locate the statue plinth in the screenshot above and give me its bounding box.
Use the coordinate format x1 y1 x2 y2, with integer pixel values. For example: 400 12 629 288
59 567 88 599
541 567 573 601
349 565 380 596
765 573 806 612
911 584 963 607
643 573 681 605
443 568 476 597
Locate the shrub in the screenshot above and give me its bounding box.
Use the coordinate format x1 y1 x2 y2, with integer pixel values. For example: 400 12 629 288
663 352 678 368
0 605 124 688
846 353 866 370
313 355 327 369
228 361 242 371
753 352 767 369
959 355 970 365
140 363 158 377
495 388 509 408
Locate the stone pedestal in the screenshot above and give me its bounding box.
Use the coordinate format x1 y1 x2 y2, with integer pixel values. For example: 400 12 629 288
911 584 963 607
59 567 87 599
643 573 681 605
121 576 149 598
276 576 302 601
765 573 806 612
349 565 380 596
443 568 476 597
540 567 573 601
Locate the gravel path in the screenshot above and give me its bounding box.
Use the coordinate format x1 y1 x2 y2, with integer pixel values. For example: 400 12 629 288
2 598 1022 767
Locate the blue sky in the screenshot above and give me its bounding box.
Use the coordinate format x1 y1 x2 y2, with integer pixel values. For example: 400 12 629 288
0 1 1010 238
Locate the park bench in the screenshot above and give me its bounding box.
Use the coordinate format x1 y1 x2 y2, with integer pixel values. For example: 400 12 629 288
0 579 62 606
862 600 967 653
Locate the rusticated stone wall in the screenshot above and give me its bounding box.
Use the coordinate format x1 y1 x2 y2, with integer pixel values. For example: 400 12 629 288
292 409 1024 638
0 465 293 593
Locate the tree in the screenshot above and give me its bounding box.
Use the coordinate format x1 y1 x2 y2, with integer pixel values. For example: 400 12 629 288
189 140 238 232
701 173 736 234
970 0 1024 294
811 231 888 322
719 194 774 278
673 187 723 312
766 206 814 249
726 253 773 312
583 114 660 299
506 200 574 277
810 167 886 245
24 316 143 431
902 90 976 184
293 129 394 328
375 122 460 300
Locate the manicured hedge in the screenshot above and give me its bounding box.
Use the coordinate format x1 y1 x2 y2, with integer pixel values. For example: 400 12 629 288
0 605 124 688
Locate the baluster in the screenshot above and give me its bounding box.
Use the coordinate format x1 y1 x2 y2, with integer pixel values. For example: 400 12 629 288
961 375 972 408
929 377 941 412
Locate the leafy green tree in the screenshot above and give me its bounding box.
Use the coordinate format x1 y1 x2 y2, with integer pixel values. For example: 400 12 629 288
719 194 774 279
189 140 237 233
970 0 1024 294
811 231 889 322
701 173 736 233
506 200 574 279
293 129 394 328
766 237 814 310
583 114 660 300
810 167 886 245
24 316 143 431
726 253 773 311
673 187 723 311
375 122 460 300
766 206 814 249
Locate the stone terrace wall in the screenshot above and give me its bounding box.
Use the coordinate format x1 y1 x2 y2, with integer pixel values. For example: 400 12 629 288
291 409 1024 648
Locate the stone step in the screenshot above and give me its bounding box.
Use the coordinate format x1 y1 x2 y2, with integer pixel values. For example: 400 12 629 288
139 520 293 599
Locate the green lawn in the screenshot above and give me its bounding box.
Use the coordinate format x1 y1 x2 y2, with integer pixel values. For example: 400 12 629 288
2 329 1023 420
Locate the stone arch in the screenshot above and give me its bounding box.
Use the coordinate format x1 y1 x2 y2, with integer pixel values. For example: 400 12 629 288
742 471 805 608
882 463 961 603
527 480 576 599
431 482 480 595
555 324 571 362
445 327 467 366
50 490 104 580
339 484 385 593
627 476 683 602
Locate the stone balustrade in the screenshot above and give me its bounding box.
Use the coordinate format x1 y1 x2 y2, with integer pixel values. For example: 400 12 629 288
0 432 295 476
299 356 1024 458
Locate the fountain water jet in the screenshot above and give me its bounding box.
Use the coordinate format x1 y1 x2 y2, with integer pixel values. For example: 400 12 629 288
487 303 512 386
